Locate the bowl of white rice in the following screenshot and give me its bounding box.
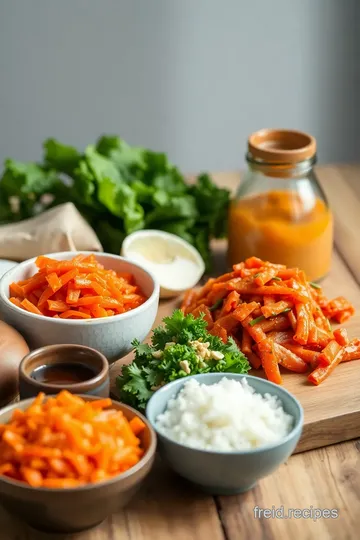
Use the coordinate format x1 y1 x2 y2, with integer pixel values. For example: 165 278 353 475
146 373 303 495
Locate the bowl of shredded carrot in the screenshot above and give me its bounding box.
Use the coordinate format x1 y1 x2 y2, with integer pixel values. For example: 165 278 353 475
0 252 160 362
181 256 359 386
0 390 156 534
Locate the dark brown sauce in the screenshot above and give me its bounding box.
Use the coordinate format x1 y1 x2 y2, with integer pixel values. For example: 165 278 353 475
31 362 97 385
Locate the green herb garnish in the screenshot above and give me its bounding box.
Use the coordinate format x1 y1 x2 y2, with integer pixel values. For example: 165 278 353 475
249 315 265 326
270 308 291 317
272 276 282 281
309 282 321 289
0 138 230 271
209 298 224 312
251 307 291 323
116 310 250 411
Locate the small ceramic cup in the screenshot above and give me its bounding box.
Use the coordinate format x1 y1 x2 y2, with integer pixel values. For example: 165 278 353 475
19 344 110 400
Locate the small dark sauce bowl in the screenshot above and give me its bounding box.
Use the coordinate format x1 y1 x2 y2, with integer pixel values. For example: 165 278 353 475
19 344 110 400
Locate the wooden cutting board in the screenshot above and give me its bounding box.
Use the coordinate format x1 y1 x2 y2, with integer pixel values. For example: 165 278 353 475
112 168 360 454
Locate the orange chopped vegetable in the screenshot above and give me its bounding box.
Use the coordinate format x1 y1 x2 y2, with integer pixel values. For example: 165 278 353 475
46 272 62 292
59 310 92 319
209 323 228 343
342 338 360 361
21 298 42 315
9 254 147 319
333 327 349 346
47 300 69 312
9 282 24 298
0 391 146 488
129 417 146 436
257 339 282 384
247 351 262 369
273 343 308 373
308 347 346 385
321 296 355 324
190 304 213 328
241 328 252 354
9 297 22 308
182 256 358 385
317 339 342 366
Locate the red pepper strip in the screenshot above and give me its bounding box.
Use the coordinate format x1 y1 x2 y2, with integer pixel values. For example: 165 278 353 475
333 328 349 346
241 315 267 344
247 351 262 369
273 343 308 373
257 338 282 384
232 301 260 323
308 347 347 385
294 304 309 345
317 340 342 366
342 338 360 361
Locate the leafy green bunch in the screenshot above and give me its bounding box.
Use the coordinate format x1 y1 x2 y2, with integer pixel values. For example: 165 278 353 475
116 310 250 411
0 136 230 270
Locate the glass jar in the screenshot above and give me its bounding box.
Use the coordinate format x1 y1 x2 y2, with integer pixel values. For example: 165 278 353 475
228 129 333 281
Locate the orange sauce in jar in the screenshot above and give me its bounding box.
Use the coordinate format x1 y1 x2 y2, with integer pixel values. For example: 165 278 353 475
228 190 333 281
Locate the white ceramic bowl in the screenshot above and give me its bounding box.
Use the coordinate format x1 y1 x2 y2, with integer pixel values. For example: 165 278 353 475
0 259 18 279
121 229 205 298
0 252 160 363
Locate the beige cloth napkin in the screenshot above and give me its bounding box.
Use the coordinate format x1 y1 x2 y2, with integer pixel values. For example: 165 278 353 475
0 203 103 261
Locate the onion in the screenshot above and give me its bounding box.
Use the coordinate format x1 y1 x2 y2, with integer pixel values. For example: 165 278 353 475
0 320 29 406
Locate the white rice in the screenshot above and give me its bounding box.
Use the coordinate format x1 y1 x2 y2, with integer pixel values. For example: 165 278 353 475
155 377 293 451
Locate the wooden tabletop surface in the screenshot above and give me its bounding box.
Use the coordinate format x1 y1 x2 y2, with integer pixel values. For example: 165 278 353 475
1 165 360 540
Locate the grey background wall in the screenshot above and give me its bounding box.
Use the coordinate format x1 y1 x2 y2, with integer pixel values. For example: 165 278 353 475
0 0 359 173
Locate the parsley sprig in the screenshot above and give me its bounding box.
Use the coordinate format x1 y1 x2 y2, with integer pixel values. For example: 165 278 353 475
116 310 250 411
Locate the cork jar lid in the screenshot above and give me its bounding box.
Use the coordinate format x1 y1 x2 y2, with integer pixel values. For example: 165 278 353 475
248 129 316 164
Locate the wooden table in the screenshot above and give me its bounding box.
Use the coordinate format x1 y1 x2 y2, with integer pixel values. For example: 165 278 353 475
1 165 360 540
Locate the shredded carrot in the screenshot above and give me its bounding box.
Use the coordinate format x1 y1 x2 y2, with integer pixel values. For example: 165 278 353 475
190 304 213 328
342 338 360 361
47 300 69 312
247 351 262 369
258 339 282 384
129 417 146 436
241 328 252 354
59 310 92 319
46 272 62 292
308 348 346 385
317 340 342 366
0 391 146 488
273 343 308 373
9 254 147 319
21 298 42 315
9 297 22 308
181 256 358 386
333 328 349 346
9 283 24 298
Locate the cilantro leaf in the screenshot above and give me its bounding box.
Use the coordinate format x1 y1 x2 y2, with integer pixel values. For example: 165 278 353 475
43 139 81 176
189 173 230 237
96 135 147 173
117 363 153 410
1 160 60 197
0 136 230 271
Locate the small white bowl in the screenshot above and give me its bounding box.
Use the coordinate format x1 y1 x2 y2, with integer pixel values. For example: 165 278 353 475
0 252 160 363
121 230 205 298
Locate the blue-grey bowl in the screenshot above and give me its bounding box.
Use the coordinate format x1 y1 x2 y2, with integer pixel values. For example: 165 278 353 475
146 373 304 495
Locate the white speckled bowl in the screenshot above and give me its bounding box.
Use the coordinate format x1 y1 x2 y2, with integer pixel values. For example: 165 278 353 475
0 252 159 363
